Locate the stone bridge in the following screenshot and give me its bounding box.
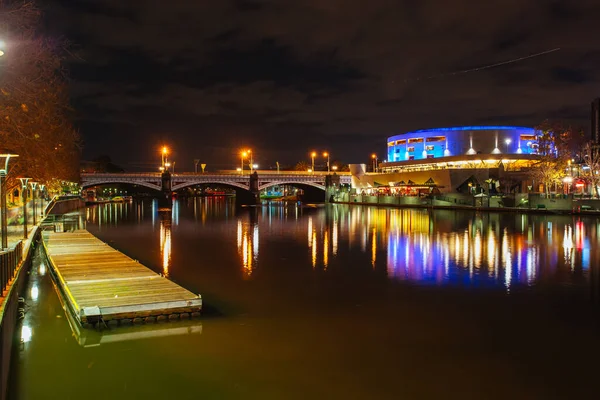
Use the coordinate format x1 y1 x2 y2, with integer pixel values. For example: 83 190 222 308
80 171 351 193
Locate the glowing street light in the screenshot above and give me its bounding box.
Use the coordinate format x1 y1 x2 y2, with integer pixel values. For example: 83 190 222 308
39 184 45 219
161 146 169 169
371 154 378 173
323 152 330 173
19 178 30 239
240 149 253 175
1 154 18 249
332 165 338 171
311 151 317 173
504 138 512 153
29 181 38 225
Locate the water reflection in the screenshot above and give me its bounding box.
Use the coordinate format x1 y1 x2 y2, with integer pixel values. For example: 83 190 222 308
160 213 172 278
237 217 258 279
85 199 599 292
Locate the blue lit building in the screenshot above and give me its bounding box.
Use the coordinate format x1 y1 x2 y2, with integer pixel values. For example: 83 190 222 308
386 126 537 162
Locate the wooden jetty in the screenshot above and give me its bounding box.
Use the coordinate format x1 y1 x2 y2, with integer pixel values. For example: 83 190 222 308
42 230 202 325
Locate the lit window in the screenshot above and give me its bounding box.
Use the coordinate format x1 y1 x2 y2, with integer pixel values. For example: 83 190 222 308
425 145 434 151
407 147 415 152
426 136 446 142
408 138 424 144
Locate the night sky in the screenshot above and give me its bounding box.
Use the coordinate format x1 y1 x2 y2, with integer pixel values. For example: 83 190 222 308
45 0 600 171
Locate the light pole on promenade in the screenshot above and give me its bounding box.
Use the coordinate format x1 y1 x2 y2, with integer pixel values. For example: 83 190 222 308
0 154 18 249
371 154 378 173
19 178 30 239
30 181 37 225
39 184 45 219
323 152 330 173
311 152 316 174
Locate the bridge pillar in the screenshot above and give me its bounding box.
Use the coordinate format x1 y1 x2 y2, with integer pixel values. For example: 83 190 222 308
325 173 340 204
159 171 173 209
249 171 260 204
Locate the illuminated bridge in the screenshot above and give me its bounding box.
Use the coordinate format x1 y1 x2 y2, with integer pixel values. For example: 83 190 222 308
80 171 352 193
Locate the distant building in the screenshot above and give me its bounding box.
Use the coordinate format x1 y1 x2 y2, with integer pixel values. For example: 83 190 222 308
591 98 600 144
353 126 543 194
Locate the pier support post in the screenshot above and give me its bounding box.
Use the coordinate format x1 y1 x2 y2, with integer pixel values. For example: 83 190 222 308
249 171 260 204
159 171 172 209
325 173 340 204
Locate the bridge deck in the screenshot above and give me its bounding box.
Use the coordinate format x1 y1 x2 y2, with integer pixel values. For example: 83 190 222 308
42 230 202 325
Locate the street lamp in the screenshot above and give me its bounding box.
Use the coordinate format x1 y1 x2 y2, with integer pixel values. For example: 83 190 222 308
19 178 30 239
29 181 37 225
371 154 378 173
241 151 247 175
311 152 316 173
39 184 45 219
504 138 512 153
332 165 338 172
323 152 330 173
161 146 169 168
0 154 18 249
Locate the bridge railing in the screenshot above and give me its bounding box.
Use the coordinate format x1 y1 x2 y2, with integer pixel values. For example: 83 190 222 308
82 170 351 177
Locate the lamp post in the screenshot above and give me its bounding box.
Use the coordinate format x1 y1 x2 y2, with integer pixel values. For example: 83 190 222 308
0 154 18 249
323 152 330 173
194 159 200 174
504 138 512 153
30 181 37 225
161 146 168 169
241 151 247 175
371 154 378 173
19 178 30 239
39 184 45 219
311 152 316 173
276 161 280 174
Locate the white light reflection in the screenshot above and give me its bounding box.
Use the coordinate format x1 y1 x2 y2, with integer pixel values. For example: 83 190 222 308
502 229 512 291
21 325 32 343
38 262 46 276
563 225 574 267
30 285 39 301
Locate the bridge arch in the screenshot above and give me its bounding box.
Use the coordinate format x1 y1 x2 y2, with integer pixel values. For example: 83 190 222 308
171 181 250 192
258 181 326 191
81 179 162 192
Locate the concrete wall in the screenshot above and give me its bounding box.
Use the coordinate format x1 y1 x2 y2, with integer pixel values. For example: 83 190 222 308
47 198 85 215
528 194 573 210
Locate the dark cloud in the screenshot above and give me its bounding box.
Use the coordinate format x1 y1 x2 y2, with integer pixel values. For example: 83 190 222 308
42 0 600 170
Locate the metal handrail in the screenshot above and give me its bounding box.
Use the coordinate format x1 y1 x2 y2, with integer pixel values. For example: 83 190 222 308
0 240 23 293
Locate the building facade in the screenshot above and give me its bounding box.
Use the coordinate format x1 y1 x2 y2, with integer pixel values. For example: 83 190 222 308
386 126 537 163
349 126 543 195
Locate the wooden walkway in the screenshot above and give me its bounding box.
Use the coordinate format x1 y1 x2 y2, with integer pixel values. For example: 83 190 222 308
42 230 202 325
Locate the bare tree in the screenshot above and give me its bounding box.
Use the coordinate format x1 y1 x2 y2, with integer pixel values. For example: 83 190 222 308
0 1 81 192
582 141 600 198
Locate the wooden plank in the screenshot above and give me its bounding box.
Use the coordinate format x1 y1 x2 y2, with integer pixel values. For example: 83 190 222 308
42 230 202 325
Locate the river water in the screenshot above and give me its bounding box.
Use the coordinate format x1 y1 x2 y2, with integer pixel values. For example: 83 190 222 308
8 199 600 399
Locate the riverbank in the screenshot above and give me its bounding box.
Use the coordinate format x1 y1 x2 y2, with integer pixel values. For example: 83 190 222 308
333 192 600 216
333 200 600 215
0 225 39 400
